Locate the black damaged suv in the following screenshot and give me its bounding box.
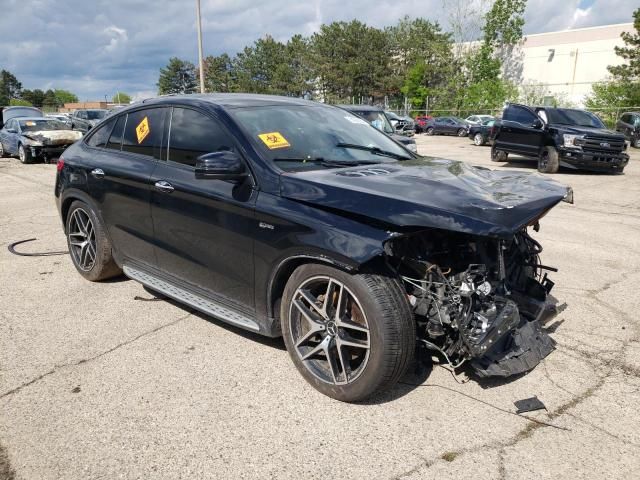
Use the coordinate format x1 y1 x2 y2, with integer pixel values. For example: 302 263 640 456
492 104 629 173
56 94 571 401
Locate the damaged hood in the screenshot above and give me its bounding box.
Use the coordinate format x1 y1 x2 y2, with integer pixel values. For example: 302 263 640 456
280 157 572 238
22 129 83 146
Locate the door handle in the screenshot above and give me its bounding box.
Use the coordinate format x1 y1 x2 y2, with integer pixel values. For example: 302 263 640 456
154 180 174 193
91 168 105 178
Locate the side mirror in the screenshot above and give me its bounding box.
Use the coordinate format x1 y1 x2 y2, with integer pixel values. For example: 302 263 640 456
532 119 544 129
195 151 248 180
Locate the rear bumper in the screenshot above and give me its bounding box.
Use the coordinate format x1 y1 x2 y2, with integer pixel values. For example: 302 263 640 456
558 148 629 172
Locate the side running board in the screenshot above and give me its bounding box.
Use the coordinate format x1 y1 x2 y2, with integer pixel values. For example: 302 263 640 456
123 265 260 332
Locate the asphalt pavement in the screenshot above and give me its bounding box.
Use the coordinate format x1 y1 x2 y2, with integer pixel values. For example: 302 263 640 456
1 137 639 479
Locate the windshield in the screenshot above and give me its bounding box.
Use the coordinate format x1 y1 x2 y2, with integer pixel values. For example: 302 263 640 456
231 105 411 171
19 119 68 132
545 108 605 128
87 110 107 120
351 110 395 134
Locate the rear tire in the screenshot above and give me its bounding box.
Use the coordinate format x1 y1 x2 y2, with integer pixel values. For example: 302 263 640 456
538 146 559 174
281 263 415 402
491 145 508 162
474 133 485 146
18 144 33 164
66 200 122 281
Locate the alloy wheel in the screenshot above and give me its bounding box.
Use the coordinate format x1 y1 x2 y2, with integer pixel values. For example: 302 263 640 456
68 208 97 271
18 145 26 163
474 133 483 145
458 128 466 137
289 276 370 385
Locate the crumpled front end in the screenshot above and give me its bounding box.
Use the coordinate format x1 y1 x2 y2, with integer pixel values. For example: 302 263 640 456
21 130 83 160
385 226 557 378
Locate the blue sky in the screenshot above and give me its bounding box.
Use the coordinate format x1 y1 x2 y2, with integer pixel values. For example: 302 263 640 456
0 0 636 101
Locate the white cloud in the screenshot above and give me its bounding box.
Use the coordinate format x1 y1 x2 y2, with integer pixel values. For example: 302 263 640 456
0 0 636 100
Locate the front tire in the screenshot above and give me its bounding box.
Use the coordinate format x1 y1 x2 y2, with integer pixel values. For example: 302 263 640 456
491 145 508 162
457 128 467 137
426 127 434 136
18 144 33 164
538 146 559 173
66 201 122 281
473 133 485 146
633 136 640 148
281 263 415 402
0 141 6 158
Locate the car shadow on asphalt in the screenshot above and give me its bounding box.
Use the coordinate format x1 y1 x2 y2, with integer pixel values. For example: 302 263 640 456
140 285 287 351
133 286 567 404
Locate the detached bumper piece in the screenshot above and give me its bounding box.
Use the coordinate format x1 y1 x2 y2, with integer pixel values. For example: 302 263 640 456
471 317 555 377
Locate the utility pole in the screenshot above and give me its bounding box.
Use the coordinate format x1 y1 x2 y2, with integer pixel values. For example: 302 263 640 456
196 0 205 94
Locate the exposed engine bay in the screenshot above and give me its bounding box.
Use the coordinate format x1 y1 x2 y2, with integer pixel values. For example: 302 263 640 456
385 227 556 378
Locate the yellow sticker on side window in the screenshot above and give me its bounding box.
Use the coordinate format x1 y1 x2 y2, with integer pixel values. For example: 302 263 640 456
135 116 150 144
258 132 290 149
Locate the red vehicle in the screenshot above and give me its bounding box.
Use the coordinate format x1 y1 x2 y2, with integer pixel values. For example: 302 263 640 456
414 115 433 133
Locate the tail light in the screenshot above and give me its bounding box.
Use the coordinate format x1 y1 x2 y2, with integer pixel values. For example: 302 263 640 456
56 157 65 172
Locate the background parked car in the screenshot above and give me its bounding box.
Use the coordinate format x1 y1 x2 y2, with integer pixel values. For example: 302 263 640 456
414 115 432 133
0 117 82 163
70 109 108 132
339 105 417 152
468 118 498 146
491 103 629 173
385 111 415 136
465 114 495 125
46 113 72 127
0 106 43 129
424 116 469 137
616 112 640 148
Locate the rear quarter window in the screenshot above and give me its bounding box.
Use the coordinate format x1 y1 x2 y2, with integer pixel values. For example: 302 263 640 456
85 118 116 148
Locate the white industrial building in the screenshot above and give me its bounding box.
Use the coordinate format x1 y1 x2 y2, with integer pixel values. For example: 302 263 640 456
515 23 634 106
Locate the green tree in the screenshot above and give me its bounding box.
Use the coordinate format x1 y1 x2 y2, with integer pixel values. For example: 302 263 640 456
202 53 234 92
388 16 454 98
22 89 45 107
608 8 640 80
112 92 131 104
0 70 22 105
311 20 392 102
9 98 32 106
157 57 198 94
467 0 527 84
43 89 58 108
54 89 78 105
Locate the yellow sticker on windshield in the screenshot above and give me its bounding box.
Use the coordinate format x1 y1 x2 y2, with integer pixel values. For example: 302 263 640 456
25 121 36 126
258 132 290 149
135 116 150 144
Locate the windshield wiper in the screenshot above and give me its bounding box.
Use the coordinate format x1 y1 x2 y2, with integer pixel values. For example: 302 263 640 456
273 157 383 167
335 142 410 160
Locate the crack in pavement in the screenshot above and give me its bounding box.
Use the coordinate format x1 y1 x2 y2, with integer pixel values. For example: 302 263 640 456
389 266 640 479
0 311 193 400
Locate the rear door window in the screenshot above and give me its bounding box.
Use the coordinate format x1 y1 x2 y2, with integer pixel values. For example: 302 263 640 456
504 106 538 125
121 108 166 159
167 107 235 167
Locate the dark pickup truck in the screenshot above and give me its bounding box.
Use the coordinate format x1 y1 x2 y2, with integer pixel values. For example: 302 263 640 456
491 104 629 174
